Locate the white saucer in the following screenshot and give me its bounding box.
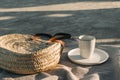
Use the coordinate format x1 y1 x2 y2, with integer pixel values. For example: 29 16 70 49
68 48 109 65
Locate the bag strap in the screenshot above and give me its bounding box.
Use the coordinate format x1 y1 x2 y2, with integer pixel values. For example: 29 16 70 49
32 33 71 47
48 38 65 47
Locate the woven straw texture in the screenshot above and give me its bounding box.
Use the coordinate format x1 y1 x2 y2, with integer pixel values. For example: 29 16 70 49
0 34 63 74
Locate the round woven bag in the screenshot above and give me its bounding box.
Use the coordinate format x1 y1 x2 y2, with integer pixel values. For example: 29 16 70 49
0 34 63 74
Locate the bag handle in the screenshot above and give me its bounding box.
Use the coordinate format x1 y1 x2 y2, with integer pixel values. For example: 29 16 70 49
32 33 71 47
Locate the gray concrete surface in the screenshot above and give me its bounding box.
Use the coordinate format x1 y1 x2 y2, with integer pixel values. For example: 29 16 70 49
0 0 120 47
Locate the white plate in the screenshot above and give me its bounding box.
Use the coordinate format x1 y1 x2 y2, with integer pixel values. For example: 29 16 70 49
68 48 109 65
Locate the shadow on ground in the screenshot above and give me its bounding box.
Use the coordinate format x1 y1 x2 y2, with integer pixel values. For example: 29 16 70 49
0 8 120 46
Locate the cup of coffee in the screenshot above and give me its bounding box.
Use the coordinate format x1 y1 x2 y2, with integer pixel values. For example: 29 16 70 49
77 35 96 59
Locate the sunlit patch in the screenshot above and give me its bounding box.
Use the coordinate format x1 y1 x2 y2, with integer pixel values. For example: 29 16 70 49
0 2 120 12
97 38 120 43
44 14 73 17
0 16 15 20
97 38 120 47
0 28 12 30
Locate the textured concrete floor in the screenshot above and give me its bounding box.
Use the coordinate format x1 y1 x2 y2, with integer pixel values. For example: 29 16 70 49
0 0 120 47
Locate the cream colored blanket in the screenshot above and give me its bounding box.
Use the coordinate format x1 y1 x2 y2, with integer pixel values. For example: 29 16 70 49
0 40 119 80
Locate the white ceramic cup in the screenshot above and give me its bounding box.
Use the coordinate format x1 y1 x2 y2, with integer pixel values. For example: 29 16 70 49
77 35 96 59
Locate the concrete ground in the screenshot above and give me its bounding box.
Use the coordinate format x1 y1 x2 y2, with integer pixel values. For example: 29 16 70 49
0 1 120 80
0 0 120 47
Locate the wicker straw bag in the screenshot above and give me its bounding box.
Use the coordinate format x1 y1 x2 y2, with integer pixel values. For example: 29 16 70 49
0 34 63 74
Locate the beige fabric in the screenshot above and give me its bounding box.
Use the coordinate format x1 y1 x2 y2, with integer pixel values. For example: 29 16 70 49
0 41 118 80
